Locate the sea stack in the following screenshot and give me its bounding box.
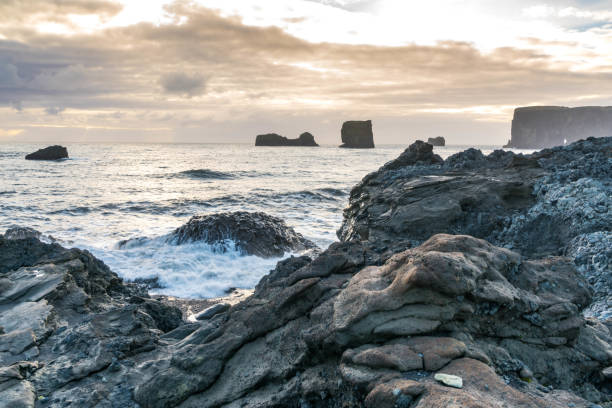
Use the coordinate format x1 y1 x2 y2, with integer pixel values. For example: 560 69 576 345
25 145 69 160
255 132 318 146
506 106 612 149
339 120 375 148
427 136 445 146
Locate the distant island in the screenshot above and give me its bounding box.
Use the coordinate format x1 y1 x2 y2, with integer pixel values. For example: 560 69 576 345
255 132 318 146
339 120 375 148
25 145 68 161
427 136 445 146
505 106 612 148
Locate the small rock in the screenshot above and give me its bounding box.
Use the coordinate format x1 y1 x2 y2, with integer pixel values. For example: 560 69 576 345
195 303 230 321
434 373 463 389
602 366 612 379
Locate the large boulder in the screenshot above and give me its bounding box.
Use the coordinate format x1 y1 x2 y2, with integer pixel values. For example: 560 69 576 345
506 106 612 148
168 211 316 258
255 132 319 146
25 145 68 160
340 120 375 148
427 136 445 146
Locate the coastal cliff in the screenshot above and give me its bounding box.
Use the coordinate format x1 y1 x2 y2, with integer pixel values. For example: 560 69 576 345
1 138 611 407
507 106 612 148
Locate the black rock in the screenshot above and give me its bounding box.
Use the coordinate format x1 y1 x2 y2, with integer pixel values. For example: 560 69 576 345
170 211 317 258
255 132 319 146
25 145 68 160
339 120 375 148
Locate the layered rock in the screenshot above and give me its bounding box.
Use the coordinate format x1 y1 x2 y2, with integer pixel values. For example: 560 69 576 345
131 234 611 408
119 211 317 258
0 231 183 407
255 132 319 146
506 106 612 148
340 120 375 148
25 145 68 160
427 136 445 146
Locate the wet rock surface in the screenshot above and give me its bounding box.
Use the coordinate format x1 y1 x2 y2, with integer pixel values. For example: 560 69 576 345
24 145 68 161
118 211 317 258
255 132 319 146
170 211 317 258
2 138 611 407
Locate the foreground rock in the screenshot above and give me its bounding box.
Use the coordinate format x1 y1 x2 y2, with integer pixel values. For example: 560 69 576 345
255 132 319 146
340 120 375 148
119 211 317 258
25 145 68 160
132 234 610 407
506 106 612 148
427 136 445 146
339 137 612 319
0 230 183 407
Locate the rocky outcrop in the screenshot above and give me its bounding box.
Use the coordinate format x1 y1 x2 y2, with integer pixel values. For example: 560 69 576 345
131 234 610 408
506 106 612 148
339 137 612 319
119 211 317 258
255 132 319 146
25 145 68 160
427 136 445 146
340 120 375 148
0 231 183 407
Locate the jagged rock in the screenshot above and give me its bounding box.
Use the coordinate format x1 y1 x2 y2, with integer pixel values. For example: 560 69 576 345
24 145 68 160
339 137 612 319
427 136 445 146
506 106 612 148
169 211 317 258
132 234 610 407
434 373 463 388
255 132 319 146
195 303 230 320
0 232 183 405
340 120 375 148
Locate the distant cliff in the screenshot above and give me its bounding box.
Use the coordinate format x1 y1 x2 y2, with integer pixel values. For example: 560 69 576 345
506 106 612 149
255 132 318 146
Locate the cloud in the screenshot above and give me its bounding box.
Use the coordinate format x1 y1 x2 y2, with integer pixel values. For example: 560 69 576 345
159 72 207 97
45 106 65 115
0 128 24 139
0 2 612 144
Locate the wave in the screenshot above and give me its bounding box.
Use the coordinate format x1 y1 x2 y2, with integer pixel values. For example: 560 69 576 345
175 169 236 180
93 237 281 298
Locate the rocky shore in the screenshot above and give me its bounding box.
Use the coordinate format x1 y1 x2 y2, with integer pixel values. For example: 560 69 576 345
1 137 611 407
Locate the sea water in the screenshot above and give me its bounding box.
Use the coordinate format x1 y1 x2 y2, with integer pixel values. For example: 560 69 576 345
0 143 523 297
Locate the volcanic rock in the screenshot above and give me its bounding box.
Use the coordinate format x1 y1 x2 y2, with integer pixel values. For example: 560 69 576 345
340 120 375 148
25 145 68 160
170 211 316 258
255 132 319 146
427 136 445 146
339 136 612 319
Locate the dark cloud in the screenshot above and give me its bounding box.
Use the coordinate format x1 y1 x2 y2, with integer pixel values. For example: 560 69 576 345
45 106 65 115
159 72 207 97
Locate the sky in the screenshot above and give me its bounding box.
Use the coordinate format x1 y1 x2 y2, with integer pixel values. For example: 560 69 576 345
1 0 612 145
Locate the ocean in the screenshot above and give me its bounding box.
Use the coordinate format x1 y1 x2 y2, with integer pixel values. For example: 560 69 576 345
0 143 525 298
